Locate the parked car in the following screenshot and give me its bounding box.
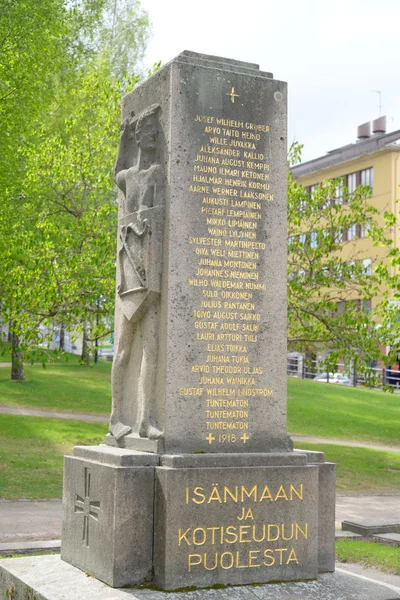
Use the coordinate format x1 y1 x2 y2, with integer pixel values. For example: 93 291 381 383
313 372 352 385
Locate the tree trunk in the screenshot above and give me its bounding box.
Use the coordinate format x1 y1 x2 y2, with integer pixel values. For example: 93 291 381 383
59 323 65 352
11 327 25 381
94 337 99 364
81 322 90 366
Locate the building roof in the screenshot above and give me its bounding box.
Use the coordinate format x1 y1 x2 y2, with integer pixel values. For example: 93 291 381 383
292 129 400 179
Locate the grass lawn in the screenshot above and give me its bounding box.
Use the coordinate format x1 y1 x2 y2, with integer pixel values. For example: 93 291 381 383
288 378 400 447
0 415 107 499
295 442 400 493
336 539 400 575
0 359 111 415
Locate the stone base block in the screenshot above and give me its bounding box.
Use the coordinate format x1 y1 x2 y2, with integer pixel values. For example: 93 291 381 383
342 520 400 536
1 556 400 600
61 446 158 587
154 456 321 589
60 447 335 590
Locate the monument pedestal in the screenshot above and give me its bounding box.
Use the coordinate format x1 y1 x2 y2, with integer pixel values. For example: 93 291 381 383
60 445 335 590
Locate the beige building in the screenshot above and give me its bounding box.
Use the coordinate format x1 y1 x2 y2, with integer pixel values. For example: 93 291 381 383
290 117 400 370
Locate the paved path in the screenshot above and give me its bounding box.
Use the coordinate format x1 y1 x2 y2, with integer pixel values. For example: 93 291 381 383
292 434 400 453
2 406 400 454
0 406 108 423
1 494 400 543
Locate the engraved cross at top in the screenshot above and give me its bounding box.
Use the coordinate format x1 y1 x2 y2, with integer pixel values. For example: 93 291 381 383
226 86 239 103
74 467 100 547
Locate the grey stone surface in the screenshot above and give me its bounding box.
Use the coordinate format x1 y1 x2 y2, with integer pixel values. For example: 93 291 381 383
294 448 325 464
0 540 60 556
316 462 336 572
61 454 154 587
105 50 290 454
160 452 307 468
110 103 166 443
335 530 362 538
342 520 400 536
372 533 400 544
153 464 319 589
73 445 159 466
1 555 400 599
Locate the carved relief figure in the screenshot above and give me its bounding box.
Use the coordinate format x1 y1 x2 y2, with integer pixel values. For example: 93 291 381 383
110 104 165 442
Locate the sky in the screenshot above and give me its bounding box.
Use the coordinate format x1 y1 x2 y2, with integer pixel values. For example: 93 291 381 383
139 0 400 163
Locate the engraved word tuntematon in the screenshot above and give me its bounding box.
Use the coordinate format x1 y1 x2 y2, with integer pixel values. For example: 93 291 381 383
226 87 239 104
74 467 101 547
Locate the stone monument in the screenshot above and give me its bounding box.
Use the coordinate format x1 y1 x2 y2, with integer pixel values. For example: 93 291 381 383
60 50 336 590
17 52 400 600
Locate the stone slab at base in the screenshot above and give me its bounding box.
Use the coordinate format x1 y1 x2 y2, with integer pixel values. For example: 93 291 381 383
342 520 400 536
1 556 400 600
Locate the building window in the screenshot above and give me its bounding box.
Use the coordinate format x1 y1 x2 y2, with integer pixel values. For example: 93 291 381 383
335 180 344 205
360 221 371 238
361 167 373 192
362 258 372 276
347 172 357 196
347 224 357 241
310 231 318 248
299 233 307 245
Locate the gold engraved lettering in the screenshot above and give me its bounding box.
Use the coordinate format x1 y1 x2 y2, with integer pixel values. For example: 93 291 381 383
248 550 261 567
237 507 254 521
206 399 248 407
206 421 248 430
275 485 289 501
186 484 303 505
193 528 207 546
188 554 202 571
204 553 218 571
287 548 299 564
208 485 223 503
290 483 303 500
239 525 251 543
194 115 215 123
192 487 206 504
191 364 210 373
267 525 280 541
241 486 257 502
296 522 308 539
189 185 210 193
178 528 191 545
225 525 239 543
179 387 203 396
263 549 275 567
220 551 235 569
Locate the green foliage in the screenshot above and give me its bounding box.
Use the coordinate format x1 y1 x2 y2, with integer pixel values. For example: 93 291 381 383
0 0 150 369
287 378 400 445
288 142 400 371
336 540 400 574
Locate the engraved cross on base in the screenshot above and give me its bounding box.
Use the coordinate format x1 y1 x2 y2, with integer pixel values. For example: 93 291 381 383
74 467 100 547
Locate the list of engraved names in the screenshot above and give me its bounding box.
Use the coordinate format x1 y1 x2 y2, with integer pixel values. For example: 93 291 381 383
179 112 274 447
